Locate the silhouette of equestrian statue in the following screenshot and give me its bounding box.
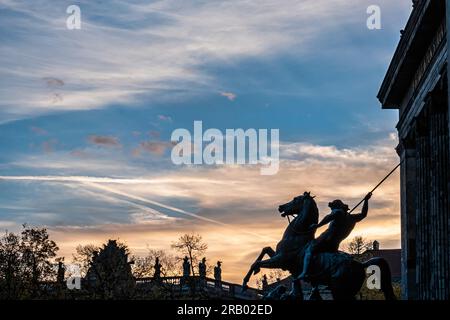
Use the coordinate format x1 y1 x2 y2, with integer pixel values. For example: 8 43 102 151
242 191 396 300
298 192 372 281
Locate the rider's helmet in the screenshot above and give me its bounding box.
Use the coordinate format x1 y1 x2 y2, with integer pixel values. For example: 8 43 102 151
328 199 349 212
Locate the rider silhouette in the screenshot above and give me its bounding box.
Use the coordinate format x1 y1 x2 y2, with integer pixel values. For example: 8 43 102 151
298 192 372 280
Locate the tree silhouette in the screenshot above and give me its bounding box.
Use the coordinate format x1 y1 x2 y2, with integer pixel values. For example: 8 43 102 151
0 225 59 298
20 225 59 295
85 240 134 299
132 249 178 278
347 236 372 255
72 244 99 276
171 233 207 276
0 231 22 298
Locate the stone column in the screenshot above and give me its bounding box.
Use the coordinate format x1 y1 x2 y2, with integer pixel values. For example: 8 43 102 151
447 0 450 104
415 114 430 299
447 0 450 181
428 85 450 299
396 136 417 300
446 0 450 300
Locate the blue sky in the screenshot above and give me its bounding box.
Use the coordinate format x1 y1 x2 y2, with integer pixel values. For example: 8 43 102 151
0 0 412 283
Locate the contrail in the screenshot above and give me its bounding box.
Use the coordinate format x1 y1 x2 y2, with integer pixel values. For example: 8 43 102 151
0 175 277 241
0 175 223 185
82 181 232 227
82 182 275 241
66 183 175 223
0 175 154 184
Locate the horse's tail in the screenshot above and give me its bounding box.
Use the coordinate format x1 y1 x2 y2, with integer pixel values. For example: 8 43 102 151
362 257 396 300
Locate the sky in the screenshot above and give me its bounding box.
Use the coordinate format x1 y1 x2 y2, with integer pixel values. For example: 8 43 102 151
0 0 412 285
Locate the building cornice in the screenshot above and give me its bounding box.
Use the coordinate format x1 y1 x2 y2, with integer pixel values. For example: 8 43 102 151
377 0 445 109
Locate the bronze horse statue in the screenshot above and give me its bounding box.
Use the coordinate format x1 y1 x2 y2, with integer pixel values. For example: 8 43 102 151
242 192 396 300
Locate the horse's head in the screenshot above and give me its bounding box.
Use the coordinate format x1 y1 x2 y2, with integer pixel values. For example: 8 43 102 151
278 191 315 217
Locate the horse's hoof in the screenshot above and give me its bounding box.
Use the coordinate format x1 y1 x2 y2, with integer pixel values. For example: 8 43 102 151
242 284 249 292
252 264 261 275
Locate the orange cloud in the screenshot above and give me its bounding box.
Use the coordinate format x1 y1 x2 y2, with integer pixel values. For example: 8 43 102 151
2 137 401 286
88 135 121 148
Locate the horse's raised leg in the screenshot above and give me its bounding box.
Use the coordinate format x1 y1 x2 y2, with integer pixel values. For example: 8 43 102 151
242 247 275 290
256 254 283 270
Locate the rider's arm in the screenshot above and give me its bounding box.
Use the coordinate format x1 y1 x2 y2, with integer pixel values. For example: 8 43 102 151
314 212 338 228
351 193 372 222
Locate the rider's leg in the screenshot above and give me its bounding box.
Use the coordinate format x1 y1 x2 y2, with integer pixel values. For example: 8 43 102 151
298 242 315 279
298 250 312 279
299 236 333 280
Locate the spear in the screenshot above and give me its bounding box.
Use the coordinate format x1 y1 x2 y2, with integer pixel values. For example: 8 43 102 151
348 161 403 213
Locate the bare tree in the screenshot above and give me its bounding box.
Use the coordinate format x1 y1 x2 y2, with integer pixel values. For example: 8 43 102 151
171 233 207 276
347 236 372 255
131 256 152 278
132 249 178 278
72 244 99 276
148 249 178 277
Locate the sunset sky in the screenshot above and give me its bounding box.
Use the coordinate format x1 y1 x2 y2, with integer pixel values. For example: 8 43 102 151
0 0 412 285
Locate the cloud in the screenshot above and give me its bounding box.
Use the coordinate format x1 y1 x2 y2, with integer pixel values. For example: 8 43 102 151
82 181 272 240
88 135 121 148
74 184 176 225
70 149 90 158
41 139 58 153
148 130 160 139
1 136 400 229
50 93 64 104
0 174 273 241
30 126 48 135
131 148 142 158
280 141 397 167
0 0 412 284
220 92 237 101
157 115 172 122
0 136 401 284
0 0 411 122
42 77 64 88
0 220 19 229
139 141 175 156
5 151 145 177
